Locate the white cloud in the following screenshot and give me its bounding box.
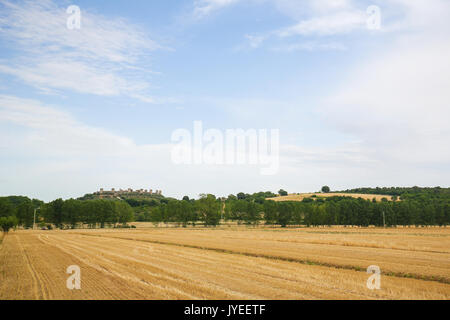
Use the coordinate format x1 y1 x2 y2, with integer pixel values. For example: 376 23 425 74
0 0 158 62
321 1 450 165
0 94 173 200
277 10 366 37
271 0 353 17
1 1 449 200
309 0 353 13
244 34 266 48
270 41 347 52
231 0 369 50
0 61 145 97
190 0 370 49
193 0 240 18
0 94 383 201
0 94 135 155
0 0 167 103
381 0 450 32
270 0 367 36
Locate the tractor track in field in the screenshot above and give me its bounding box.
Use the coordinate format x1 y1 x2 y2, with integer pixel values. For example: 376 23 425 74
38 234 203 299
222 236 450 254
16 235 48 299
49 233 379 299
74 232 450 285
2 230 449 300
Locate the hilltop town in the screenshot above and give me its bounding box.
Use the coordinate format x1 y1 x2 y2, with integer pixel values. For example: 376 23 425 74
78 188 163 200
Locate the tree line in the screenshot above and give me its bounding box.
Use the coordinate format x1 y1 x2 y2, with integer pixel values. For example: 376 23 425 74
133 194 221 227
1 187 450 232
135 193 450 227
0 197 134 231
337 186 450 199
0 196 43 232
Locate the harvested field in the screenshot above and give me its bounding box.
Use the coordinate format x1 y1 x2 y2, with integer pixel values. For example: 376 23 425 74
0 227 449 300
267 193 395 202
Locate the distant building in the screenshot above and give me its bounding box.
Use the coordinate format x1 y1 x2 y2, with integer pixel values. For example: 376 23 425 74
93 187 162 199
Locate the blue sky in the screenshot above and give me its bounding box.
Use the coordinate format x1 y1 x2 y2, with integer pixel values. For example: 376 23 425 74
1 0 449 201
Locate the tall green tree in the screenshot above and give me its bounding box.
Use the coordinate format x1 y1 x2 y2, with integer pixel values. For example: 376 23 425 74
277 202 293 227
115 201 134 225
0 216 18 233
16 200 34 228
263 200 278 225
0 198 14 218
62 199 82 229
196 194 220 226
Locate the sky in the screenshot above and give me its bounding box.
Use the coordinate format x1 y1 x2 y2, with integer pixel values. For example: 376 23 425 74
0 0 449 201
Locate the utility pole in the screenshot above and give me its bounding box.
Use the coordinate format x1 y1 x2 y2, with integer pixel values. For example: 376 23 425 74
33 207 40 230
221 198 225 222
382 210 386 228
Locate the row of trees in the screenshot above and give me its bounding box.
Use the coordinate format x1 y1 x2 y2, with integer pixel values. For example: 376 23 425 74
0 197 134 231
136 195 450 227
0 196 43 232
136 194 221 227
338 186 450 199
2 187 450 231
40 199 134 229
